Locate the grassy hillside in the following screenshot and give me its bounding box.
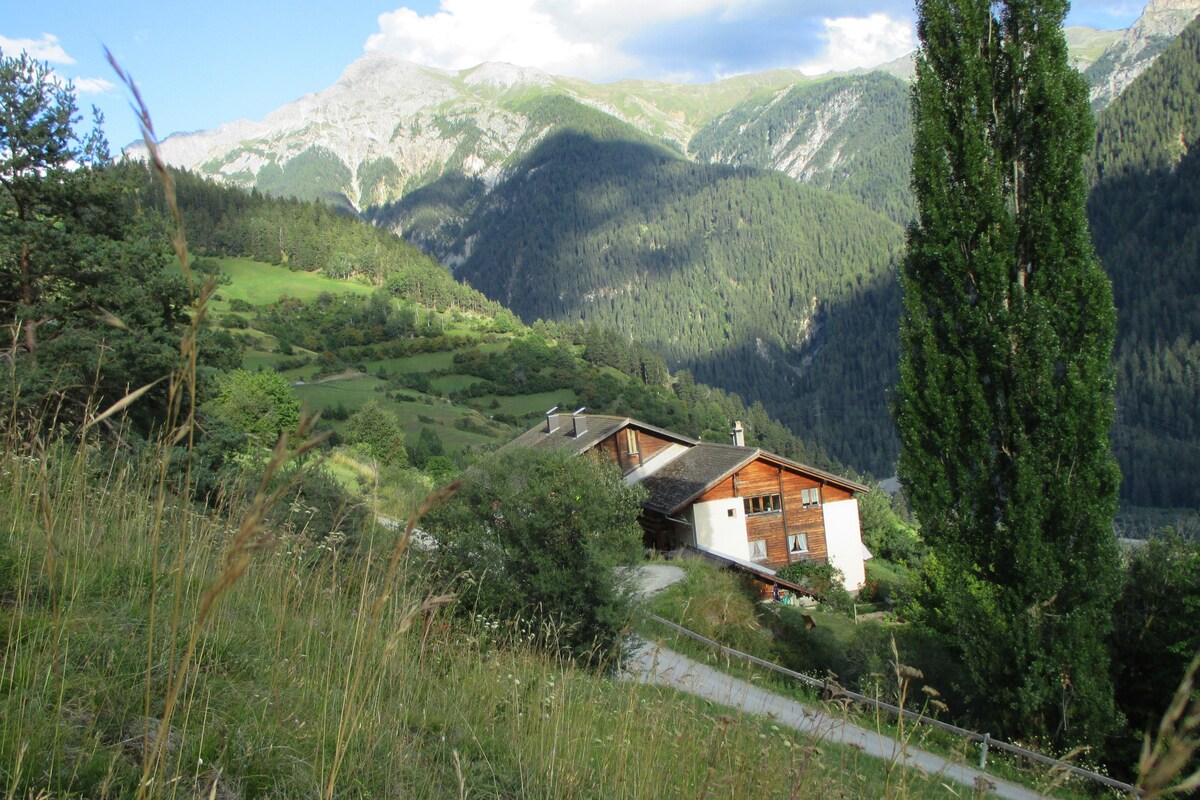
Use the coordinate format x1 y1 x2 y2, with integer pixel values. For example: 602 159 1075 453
0 432 964 799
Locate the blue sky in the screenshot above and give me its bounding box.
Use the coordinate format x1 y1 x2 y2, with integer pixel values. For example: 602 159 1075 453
3 0 1145 151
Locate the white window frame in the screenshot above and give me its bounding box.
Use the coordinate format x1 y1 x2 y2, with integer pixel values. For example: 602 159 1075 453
749 539 768 561
800 487 822 508
788 533 809 554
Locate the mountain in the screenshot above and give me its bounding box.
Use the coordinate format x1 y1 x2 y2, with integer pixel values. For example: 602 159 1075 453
1066 27 1123 71
1087 13 1200 509
131 55 811 211
444 95 907 475
1085 0 1200 109
689 73 914 224
128 0 1200 500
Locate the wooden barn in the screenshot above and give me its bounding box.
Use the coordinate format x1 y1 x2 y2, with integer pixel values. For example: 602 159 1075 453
505 411 870 591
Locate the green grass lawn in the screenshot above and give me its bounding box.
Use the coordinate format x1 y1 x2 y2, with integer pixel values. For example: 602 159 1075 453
293 376 391 412
365 351 460 374
481 390 580 418
293 377 512 450
206 256 375 311
428 374 486 393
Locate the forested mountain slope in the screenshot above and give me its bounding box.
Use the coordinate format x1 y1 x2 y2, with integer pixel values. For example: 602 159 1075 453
451 97 907 475
689 73 915 225
1087 14 1200 509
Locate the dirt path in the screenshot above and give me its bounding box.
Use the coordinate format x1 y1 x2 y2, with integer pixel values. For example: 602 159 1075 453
621 640 1048 800
628 563 686 600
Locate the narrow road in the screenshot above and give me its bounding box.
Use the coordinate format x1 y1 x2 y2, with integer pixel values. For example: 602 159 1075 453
625 567 1046 799
622 640 1048 800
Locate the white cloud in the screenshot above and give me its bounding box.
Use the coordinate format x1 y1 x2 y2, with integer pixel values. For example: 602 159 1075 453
365 0 758 79
73 77 116 94
0 33 75 64
798 13 915 75
366 0 597 76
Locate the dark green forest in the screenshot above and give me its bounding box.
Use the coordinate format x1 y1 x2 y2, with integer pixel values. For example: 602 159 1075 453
445 96 906 477
1086 14 1200 510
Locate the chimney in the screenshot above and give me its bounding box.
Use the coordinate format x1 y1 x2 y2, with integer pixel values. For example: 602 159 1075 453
731 420 745 447
572 407 588 437
545 406 560 433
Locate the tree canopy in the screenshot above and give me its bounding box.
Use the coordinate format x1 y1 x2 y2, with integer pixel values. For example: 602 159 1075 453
896 0 1121 747
423 447 646 664
0 50 208 433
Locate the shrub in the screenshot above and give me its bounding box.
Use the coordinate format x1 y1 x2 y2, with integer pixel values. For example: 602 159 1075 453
424 448 646 664
342 400 407 467
265 465 370 545
776 561 853 612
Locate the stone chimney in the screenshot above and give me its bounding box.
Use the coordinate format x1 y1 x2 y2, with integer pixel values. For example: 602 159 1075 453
572 407 588 437
545 406 559 434
731 420 745 447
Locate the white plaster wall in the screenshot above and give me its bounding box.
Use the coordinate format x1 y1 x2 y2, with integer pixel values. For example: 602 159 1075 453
692 498 749 562
822 499 866 591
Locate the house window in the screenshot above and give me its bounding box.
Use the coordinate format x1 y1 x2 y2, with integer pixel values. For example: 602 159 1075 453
749 539 768 561
800 487 821 508
727 508 737 518
625 428 639 456
743 493 781 515
788 533 809 554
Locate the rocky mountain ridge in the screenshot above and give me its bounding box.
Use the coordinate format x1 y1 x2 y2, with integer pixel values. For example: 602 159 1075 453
1086 0 1200 108
132 0 1193 216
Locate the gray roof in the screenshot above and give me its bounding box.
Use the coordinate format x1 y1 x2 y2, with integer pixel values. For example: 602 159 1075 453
502 413 626 454
639 443 759 514
503 413 867 512
502 413 698 456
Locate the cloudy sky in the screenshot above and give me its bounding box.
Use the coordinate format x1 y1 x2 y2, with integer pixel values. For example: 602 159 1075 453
3 0 1144 150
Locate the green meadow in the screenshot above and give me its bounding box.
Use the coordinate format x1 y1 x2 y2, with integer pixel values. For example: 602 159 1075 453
208 256 375 310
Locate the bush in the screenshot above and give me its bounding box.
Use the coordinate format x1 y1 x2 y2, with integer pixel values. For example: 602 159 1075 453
265 465 370 545
343 400 407 467
776 561 853 612
424 448 646 664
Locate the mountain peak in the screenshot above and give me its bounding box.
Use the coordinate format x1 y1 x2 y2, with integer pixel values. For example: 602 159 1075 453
339 52 453 86
461 62 553 89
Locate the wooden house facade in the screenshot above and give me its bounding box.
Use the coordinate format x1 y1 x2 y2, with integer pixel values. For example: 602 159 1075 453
505 411 869 591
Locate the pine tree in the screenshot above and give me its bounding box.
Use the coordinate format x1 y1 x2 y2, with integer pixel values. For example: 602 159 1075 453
895 0 1121 747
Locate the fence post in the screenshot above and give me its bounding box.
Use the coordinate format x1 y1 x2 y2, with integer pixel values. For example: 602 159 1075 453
979 733 990 770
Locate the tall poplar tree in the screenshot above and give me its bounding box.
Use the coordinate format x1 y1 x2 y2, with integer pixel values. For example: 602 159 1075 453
895 0 1121 747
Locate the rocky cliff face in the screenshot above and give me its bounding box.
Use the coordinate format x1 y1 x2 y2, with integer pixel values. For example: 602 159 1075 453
1086 0 1200 109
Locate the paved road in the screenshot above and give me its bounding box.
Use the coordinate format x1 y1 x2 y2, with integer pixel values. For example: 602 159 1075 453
621 640 1048 800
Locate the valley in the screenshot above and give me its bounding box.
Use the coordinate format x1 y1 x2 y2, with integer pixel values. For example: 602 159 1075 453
131 0 1200 520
